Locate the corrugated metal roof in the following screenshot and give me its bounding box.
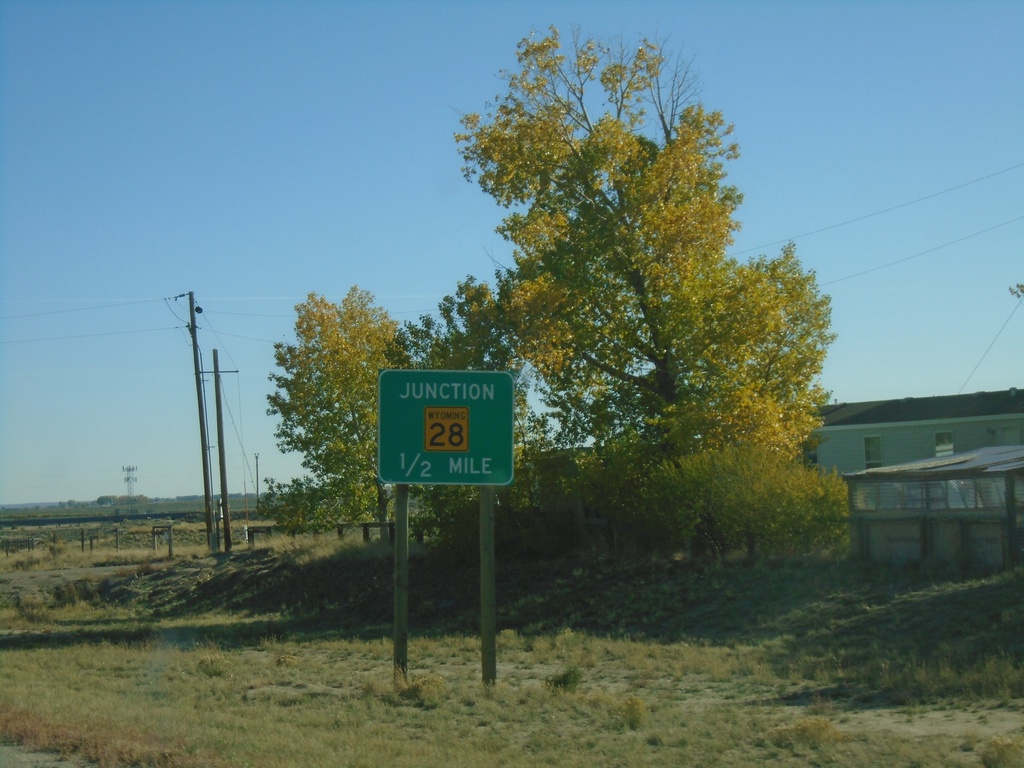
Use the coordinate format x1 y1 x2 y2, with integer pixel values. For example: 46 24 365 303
821 388 1024 427
846 445 1024 480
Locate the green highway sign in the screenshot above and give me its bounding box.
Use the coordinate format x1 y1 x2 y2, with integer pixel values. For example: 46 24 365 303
378 370 515 486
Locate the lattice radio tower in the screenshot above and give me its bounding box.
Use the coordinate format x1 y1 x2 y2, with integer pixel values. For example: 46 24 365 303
123 465 137 515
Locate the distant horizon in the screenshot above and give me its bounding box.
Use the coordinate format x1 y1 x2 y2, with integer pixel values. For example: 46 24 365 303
0 491 254 511
4 382 1024 510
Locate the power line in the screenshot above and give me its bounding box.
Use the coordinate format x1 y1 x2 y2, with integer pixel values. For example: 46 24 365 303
821 215 1024 286
164 297 190 325
204 310 296 318
957 295 1023 394
198 311 254 492
0 297 166 320
0 326 182 344
199 312 242 371
732 161 1024 257
204 329 281 344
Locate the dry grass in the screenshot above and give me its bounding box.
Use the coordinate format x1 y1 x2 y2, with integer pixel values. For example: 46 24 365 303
0 521 215 573
2 537 1024 766
0 635 923 766
981 735 1024 768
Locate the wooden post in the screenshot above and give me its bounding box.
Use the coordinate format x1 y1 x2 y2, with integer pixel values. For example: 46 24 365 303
187 291 216 553
394 484 409 686
80 528 85 552
168 526 174 558
115 528 120 552
480 486 497 685
213 349 232 552
1006 473 1018 566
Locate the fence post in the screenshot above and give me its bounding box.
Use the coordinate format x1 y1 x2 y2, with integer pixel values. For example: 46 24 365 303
168 526 174 558
80 528 85 552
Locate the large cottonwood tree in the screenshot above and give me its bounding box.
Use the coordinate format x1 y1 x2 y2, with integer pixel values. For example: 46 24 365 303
458 28 834 455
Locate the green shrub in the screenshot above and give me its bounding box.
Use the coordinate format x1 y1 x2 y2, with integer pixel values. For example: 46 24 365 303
576 442 848 557
655 445 848 557
545 666 584 692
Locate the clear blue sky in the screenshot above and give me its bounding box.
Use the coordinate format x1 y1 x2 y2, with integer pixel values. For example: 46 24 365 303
2 0 1021 506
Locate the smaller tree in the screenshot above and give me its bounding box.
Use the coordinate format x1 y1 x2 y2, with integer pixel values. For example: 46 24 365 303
266 288 403 532
398 279 566 555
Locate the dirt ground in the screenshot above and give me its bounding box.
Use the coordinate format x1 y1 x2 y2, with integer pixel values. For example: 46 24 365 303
0 565 144 767
0 744 90 768
0 566 138 604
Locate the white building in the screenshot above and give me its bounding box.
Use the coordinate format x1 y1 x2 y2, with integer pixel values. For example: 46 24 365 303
813 388 1024 476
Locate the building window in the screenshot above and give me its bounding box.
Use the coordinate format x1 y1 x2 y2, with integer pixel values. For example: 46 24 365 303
935 431 954 457
864 436 882 469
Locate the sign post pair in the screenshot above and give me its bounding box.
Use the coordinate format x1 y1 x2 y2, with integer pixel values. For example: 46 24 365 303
378 370 514 685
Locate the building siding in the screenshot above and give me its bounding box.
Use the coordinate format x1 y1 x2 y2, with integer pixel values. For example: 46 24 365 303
816 414 1024 475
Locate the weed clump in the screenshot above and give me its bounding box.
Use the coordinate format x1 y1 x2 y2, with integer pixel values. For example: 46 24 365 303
12 594 50 623
393 675 446 707
619 695 647 730
981 735 1024 768
195 650 228 678
769 716 846 750
545 666 584 692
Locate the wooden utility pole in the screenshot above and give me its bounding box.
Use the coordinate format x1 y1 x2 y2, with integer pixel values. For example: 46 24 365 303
213 349 232 552
188 292 215 552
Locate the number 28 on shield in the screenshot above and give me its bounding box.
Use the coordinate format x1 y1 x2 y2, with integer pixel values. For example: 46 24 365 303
424 407 469 452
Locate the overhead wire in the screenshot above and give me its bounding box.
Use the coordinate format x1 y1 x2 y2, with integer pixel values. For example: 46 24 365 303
1 294 193 344
0 297 166 320
957 294 1024 394
731 161 1024 257
0 326 181 344
197 307 255 493
821 215 1024 286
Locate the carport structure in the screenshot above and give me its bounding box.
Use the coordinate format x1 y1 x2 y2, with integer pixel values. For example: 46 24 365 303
846 445 1024 569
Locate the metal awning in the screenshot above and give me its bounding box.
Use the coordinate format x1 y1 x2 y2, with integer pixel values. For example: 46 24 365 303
845 445 1024 481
